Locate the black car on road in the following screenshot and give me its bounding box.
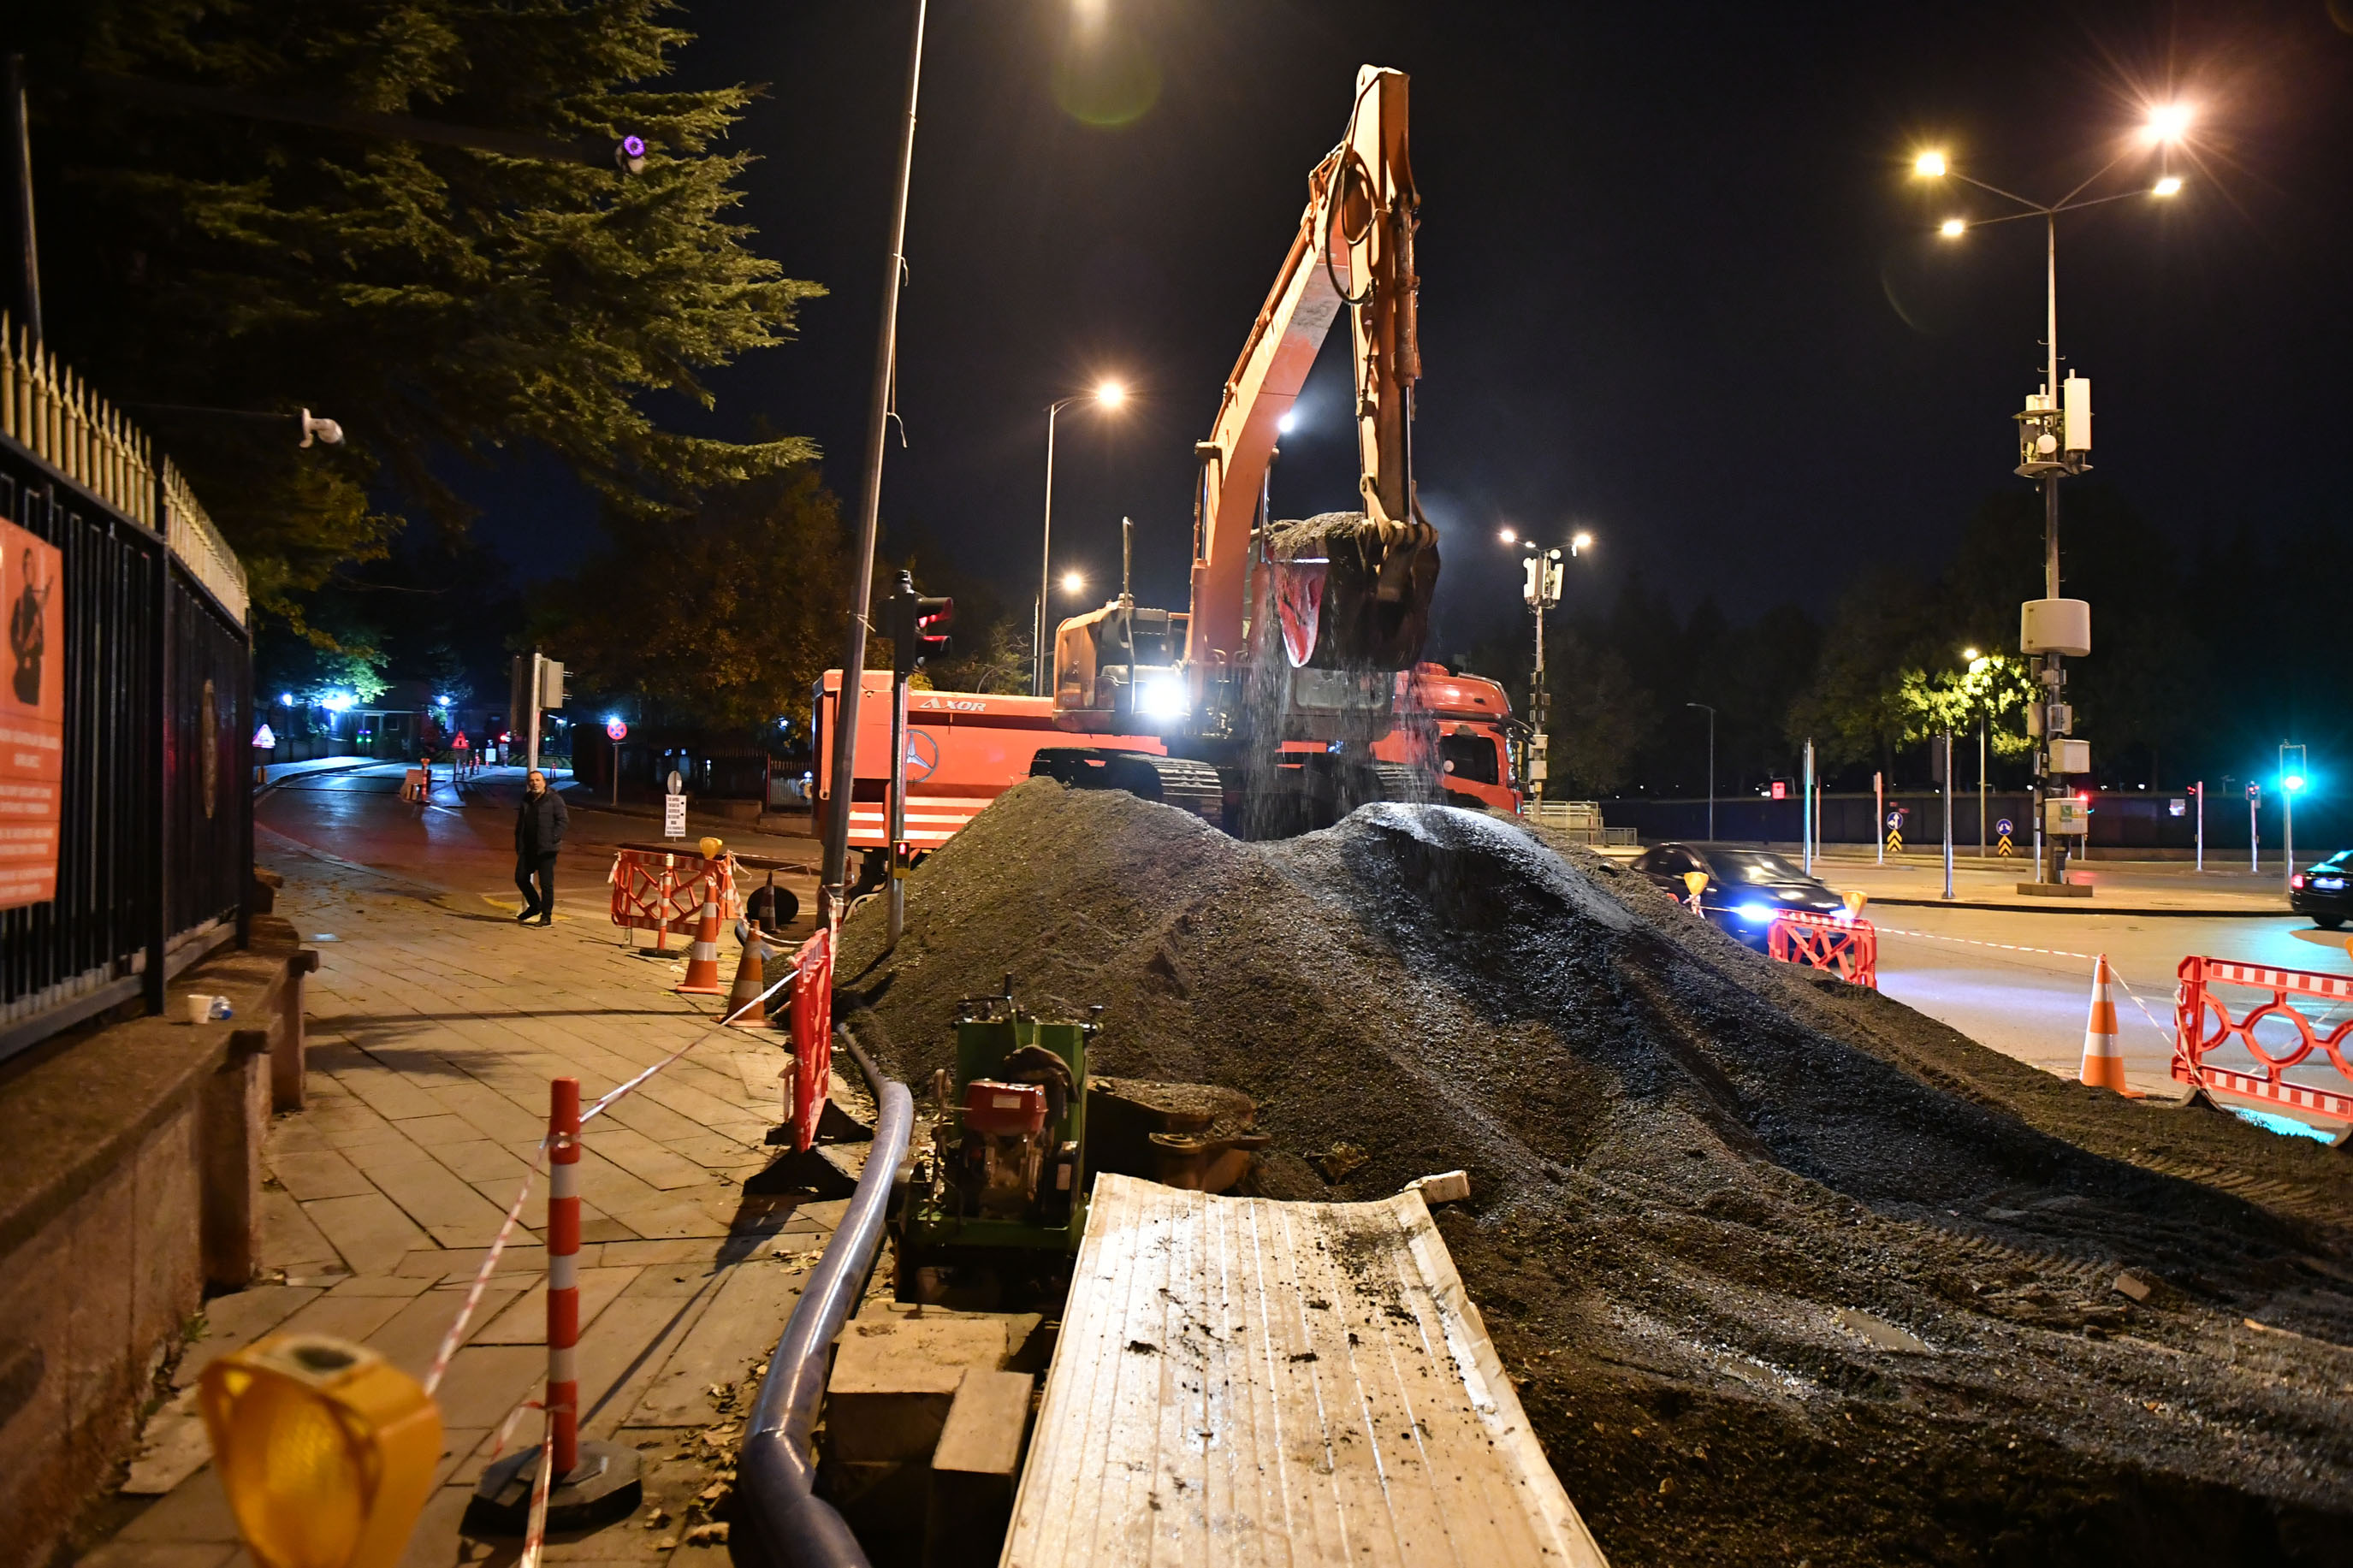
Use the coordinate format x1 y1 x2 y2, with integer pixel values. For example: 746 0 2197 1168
2291 849 2352 930
1631 842 1848 950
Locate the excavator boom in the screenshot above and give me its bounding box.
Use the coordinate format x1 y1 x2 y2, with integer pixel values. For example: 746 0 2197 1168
1184 64 1425 672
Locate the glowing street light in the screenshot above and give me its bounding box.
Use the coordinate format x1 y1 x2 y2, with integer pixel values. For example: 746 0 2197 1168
1037 379 1130 693
1060 570 1086 595
1571 531 1594 553
1277 411 1298 435
2144 103 2195 143
1497 527 1517 545
1906 121 2208 888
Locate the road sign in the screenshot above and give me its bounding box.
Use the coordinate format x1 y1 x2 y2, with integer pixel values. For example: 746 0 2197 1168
662 796 687 838
252 723 276 749
1995 817 2013 837
1769 780 1787 801
666 769 684 796
606 719 628 742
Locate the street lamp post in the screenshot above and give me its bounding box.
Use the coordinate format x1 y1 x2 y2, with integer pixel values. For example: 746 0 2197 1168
1684 702 1715 840
1499 530 1591 808
2280 743 2307 895
1914 106 2191 891
1035 382 1125 695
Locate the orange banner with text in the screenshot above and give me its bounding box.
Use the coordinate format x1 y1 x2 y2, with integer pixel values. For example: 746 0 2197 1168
0 519 64 911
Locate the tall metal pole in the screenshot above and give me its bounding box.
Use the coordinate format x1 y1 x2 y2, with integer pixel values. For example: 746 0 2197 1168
1528 594 1547 807
6 55 39 346
1034 401 1061 696
1801 738 1815 874
821 0 928 915
1685 702 1714 839
1977 715 1988 861
526 652 543 772
2194 779 2203 873
1941 729 1956 901
2035 210 2065 887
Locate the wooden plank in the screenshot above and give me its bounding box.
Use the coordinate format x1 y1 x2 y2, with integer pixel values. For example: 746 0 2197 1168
1004 1175 1607 1568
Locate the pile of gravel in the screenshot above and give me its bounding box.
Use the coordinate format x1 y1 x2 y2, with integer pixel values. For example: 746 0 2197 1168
838 779 2353 1565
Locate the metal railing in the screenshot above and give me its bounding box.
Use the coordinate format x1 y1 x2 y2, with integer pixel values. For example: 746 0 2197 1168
2 315 249 624
0 326 252 1062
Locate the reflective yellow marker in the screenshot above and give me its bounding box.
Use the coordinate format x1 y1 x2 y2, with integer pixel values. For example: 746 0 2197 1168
199 1334 442 1568
1680 870 1710 908
1843 890 1868 919
698 835 726 861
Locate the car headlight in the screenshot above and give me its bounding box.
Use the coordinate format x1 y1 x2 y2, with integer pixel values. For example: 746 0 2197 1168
1734 902 1775 924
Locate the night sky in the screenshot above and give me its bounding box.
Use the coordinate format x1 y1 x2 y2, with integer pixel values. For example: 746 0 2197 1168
491 1 2353 660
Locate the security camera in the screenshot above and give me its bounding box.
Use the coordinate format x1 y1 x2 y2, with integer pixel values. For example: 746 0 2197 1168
299 410 344 448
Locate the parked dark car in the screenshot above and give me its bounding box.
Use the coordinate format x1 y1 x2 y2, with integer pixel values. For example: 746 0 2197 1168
2290 849 2352 930
1631 842 1848 950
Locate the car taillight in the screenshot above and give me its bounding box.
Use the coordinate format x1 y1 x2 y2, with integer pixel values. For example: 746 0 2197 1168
2291 873 2305 889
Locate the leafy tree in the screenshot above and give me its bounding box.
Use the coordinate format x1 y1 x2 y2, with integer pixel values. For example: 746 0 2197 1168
34 0 821 635
1892 653 2036 756
1544 626 1657 796
539 465 849 737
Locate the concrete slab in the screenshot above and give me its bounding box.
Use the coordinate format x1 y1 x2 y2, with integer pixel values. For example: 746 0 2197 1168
827 1317 1009 1464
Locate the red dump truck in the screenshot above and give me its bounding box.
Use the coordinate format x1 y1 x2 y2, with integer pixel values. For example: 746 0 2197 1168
813 663 1518 880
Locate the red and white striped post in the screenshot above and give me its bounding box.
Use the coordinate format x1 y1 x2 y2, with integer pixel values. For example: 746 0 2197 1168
546 1077 582 1479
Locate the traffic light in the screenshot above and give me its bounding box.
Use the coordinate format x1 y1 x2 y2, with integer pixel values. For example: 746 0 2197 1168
199 1334 441 1568
889 571 954 676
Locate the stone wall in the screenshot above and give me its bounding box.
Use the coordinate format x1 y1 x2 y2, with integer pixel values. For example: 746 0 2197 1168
0 916 313 1568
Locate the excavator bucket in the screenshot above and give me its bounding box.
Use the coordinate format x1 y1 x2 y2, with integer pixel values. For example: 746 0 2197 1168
1265 511 1441 671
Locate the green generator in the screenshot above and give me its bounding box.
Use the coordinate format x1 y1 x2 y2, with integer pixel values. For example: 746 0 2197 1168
898 981 1096 1289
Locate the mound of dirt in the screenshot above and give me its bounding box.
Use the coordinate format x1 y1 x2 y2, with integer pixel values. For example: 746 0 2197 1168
838 779 2353 1566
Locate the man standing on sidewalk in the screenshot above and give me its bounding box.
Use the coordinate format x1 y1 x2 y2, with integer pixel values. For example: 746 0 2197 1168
514 768 568 925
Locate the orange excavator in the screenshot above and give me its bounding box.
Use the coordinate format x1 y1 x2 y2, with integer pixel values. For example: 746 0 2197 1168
1032 66 1444 836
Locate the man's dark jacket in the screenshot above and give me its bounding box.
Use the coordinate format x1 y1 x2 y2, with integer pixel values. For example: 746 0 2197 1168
516 790 569 854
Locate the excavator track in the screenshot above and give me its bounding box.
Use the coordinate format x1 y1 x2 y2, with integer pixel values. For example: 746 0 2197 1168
1031 748 1225 831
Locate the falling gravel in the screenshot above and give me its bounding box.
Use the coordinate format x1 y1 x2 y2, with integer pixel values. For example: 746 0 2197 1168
837 778 2353 1566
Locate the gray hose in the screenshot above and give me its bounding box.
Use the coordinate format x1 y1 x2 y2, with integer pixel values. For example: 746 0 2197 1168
738 1022 913 1567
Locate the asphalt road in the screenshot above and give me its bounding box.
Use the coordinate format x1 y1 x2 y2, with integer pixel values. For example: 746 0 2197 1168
255 763 822 936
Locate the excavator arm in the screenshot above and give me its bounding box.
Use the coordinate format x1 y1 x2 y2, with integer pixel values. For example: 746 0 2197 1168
1183 64 1429 673
1054 65 1437 740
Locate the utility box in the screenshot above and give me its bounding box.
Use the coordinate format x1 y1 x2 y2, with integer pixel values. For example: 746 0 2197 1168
2045 796 2090 837
2048 739 2090 774
2020 599 2091 657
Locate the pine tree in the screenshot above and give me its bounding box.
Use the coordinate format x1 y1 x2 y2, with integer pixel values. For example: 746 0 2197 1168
37 0 822 632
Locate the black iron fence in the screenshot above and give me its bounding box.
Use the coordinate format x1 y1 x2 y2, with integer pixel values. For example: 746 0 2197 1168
1 330 252 1064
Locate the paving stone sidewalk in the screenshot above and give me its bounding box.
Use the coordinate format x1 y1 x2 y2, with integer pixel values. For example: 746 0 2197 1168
78 841 860 1568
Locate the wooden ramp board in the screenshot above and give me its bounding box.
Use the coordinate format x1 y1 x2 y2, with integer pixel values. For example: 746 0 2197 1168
1003 1174 1608 1567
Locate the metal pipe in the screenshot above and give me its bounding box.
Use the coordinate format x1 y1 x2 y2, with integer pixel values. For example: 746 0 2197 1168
738 1024 913 1568
821 0 928 914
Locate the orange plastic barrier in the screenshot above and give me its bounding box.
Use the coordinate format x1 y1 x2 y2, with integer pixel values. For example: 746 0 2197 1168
1767 909 1878 989
608 849 737 947
2173 956 2353 1122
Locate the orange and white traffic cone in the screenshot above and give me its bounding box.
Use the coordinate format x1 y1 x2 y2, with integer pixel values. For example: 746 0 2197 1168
2078 954 2132 1093
724 928 770 1027
675 888 726 994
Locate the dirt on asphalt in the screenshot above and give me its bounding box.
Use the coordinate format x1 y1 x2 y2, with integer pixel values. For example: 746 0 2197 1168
836 778 2353 1566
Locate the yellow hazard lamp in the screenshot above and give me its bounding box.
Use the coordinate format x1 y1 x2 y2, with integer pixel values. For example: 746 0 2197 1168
1843 890 1868 919
1680 870 1710 908
698 835 726 861
199 1334 442 1568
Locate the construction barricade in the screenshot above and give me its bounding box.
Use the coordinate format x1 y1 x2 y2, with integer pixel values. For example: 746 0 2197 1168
785 927 835 1152
2172 956 2353 1122
607 847 738 953
1767 908 1878 989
